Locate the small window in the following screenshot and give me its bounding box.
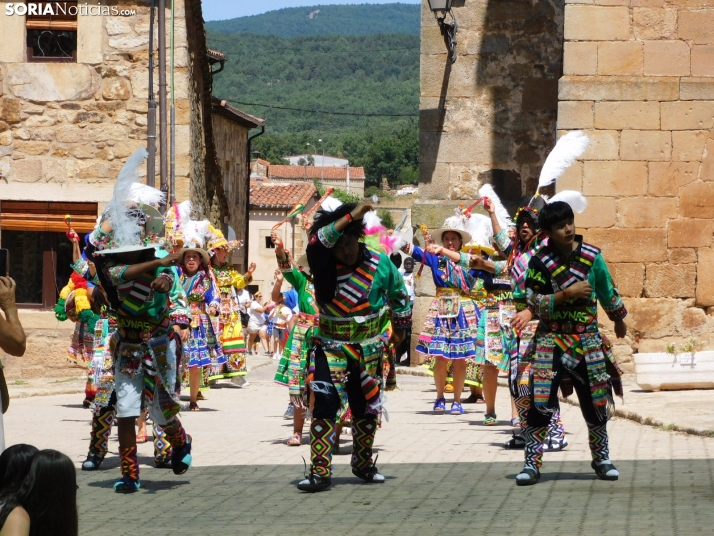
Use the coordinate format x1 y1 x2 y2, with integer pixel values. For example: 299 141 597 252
26 2 78 63
265 236 275 249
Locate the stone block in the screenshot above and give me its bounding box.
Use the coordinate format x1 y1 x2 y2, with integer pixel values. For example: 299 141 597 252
598 42 643 75
559 76 679 101
682 307 708 330
633 8 678 40
668 219 713 247
101 78 132 100
680 77 714 100
420 131 506 165
71 145 98 159
670 248 697 263
420 54 479 99
12 160 43 183
621 130 672 161
644 40 691 76
77 10 104 64
649 161 700 195
563 42 598 75
624 298 679 338
618 197 678 228
679 9 714 45
661 101 714 130
0 98 21 124
588 228 667 262
522 78 559 112
583 161 648 196
672 130 709 161
565 129 619 160
55 126 82 144
697 248 714 305
13 141 50 156
593 101 660 130
126 100 149 113
564 6 630 41
632 0 664 6
692 46 714 76
558 101 593 129
644 263 696 298
680 181 714 218
6 64 101 103
577 196 617 228
611 263 645 298
0 9 25 63
411 201 465 230
557 161 583 191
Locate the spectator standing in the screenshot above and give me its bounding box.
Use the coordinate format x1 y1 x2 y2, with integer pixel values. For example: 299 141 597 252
397 257 416 366
0 277 26 453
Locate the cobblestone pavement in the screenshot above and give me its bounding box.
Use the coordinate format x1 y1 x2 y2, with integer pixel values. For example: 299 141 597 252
5 362 714 535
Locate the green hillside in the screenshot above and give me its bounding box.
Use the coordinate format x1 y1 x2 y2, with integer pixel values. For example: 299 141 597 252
205 3 420 37
205 6 420 189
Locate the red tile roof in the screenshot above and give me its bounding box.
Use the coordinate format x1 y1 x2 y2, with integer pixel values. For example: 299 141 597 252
268 165 366 181
250 181 317 209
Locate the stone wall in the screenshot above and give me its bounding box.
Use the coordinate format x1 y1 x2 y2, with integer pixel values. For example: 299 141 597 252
212 114 248 270
558 0 714 354
0 0 194 379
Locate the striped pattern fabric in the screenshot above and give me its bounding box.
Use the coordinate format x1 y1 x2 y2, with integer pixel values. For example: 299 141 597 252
537 242 600 290
324 249 380 318
119 272 155 316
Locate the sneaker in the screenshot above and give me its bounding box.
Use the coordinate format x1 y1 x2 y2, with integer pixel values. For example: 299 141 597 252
544 437 569 452
231 376 248 387
515 467 540 486
351 458 385 484
297 473 331 492
114 475 140 493
503 433 526 450
81 453 104 471
592 460 619 481
283 403 295 420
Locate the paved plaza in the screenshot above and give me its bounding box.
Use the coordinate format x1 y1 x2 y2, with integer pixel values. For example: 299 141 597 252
5 362 714 535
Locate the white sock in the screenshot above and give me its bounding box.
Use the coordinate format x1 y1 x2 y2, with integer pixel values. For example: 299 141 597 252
595 459 619 477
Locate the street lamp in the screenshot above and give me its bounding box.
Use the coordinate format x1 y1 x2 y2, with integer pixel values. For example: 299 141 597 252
427 0 458 64
318 139 325 182
305 143 317 166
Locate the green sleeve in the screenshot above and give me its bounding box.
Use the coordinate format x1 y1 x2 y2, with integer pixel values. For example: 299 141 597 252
588 254 627 321
284 267 307 293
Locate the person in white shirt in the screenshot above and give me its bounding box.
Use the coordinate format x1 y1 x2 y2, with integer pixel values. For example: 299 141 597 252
246 292 270 355
397 257 415 366
269 299 293 359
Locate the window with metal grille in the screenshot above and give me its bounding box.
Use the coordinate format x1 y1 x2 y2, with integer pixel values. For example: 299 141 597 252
26 2 78 63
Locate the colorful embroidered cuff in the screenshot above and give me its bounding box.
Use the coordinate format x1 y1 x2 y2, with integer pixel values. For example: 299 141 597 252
493 229 512 253
158 272 174 286
604 300 628 321
391 309 412 330
317 222 342 248
493 260 508 277
458 252 470 269
72 258 91 279
277 252 293 272
534 294 555 321
401 242 413 255
170 314 190 328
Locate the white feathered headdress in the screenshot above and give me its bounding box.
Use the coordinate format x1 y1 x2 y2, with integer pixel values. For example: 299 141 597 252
479 183 513 230
548 190 588 213
180 219 211 265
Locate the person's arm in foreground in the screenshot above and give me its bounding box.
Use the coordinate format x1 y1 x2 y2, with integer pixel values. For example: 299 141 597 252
0 278 25 357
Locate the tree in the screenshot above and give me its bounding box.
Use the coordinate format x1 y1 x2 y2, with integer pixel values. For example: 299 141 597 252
377 209 395 230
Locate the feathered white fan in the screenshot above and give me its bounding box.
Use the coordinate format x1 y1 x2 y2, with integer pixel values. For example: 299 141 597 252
107 148 149 249
549 190 588 213
478 183 513 230
128 183 165 207
536 130 589 193
464 213 493 248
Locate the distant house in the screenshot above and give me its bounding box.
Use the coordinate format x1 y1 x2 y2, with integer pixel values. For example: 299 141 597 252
248 180 318 297
251 158 271 179
268 165 365 198
283 155 349 167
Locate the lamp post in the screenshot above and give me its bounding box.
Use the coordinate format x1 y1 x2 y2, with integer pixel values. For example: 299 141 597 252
427 0 458 64
305 143 317 166
318 138 325 182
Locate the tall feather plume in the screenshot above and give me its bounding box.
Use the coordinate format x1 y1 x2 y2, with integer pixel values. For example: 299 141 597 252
107 148 148 248
177 200 192 225
182 220 210 249
464 213 493 248
478 184 513 230
549 190 588 213
537 131 589 190
363 210 385 235
321 196 342 212
128 183 165 207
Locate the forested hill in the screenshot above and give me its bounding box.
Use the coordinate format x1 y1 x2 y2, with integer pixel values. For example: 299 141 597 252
205 5 420 190
205 3 420 37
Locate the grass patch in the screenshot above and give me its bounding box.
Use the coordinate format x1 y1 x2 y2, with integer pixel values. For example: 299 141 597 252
9 380 29 386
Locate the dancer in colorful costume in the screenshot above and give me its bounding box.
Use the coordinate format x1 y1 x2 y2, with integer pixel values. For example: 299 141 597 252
297 204 411 492
515 200 626 485
403 215 478 415
271 233 319 447
89 149 193 493
178 221 224 410
206 225 254 382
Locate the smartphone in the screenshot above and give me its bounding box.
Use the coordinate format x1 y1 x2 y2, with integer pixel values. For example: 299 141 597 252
0 249 8 277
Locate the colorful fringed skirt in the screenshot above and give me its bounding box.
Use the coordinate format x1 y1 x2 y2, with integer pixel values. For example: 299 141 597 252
474 299 517 373
274 313 318 407
208 312 247 381
91 316 117 415
416 288 479 360
186 312 226 370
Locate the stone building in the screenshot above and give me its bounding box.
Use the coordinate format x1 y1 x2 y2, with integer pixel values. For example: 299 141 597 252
418 0 714 366
0 0 261 380
248 180 317 298
268 164 366 198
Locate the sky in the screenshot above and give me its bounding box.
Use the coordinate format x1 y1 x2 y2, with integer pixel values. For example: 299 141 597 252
201 0 421 21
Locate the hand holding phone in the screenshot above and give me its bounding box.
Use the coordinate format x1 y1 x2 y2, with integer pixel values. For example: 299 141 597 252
0 249 7 278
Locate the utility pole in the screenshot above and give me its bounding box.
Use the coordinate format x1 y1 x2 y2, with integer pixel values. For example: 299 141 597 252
146 0 156 187
158 0 168 211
